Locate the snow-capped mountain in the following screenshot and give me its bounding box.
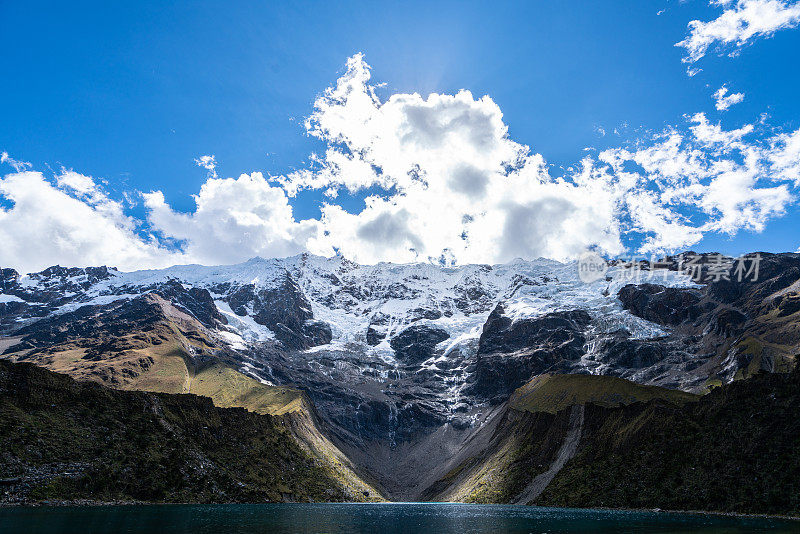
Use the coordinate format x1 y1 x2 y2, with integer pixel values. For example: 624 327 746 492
2 252 794 453
2 253 690 352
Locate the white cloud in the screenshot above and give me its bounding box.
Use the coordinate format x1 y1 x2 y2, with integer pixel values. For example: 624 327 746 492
277 56 630 264
289 55 799 262
2 55 799 271
1 152 31 172
597 112 796 250
766 128 800 185
0 169 182 274
688 112 754 147
144 172 317 265
677 0 800 64
194 155 218 178
713 85 746 110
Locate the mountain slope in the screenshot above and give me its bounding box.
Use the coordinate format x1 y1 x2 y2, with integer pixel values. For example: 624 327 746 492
189 364 306 416
0 291 382 500
3 252 800 505
536 368 800 515
421 373 697 504
0 359 366 504
0 253 707 455
422 368 800 516
509 373 697 414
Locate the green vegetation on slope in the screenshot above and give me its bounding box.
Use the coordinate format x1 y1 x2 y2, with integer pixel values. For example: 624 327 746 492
425 373 696 504
509 373 698 414
2 301 384 502
189 364 306 416
0 359 363 504
424 409 565 503
536 369 800 515
188 365 384 500
186 364 383 500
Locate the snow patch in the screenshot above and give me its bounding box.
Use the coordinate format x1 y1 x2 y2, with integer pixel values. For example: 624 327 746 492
214 300 275 342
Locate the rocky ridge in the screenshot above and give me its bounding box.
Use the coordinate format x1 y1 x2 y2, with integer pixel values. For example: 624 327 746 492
2 251 800 501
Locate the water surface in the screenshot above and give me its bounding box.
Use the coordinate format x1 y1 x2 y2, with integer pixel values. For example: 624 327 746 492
1 503 797 533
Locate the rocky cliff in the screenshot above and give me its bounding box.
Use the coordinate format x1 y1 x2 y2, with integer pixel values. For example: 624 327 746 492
2 251 799 506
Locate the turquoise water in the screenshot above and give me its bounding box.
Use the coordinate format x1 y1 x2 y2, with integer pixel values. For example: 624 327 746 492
0 503 798 533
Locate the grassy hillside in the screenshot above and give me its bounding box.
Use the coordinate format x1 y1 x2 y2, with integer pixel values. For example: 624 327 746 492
425 373 695 504
422 409 565 503
536 369 800 515
426 370 800 515
0 359 366 504
187 364 384 500
510 373 698 414
189 364 306 416
1 295 384 501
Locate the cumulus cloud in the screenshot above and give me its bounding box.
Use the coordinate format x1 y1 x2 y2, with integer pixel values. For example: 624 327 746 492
287 55 799 262
713 85 746 110
277 55 630 264
677 0 800 64
0 169 183 274
194 155 218 178
1 152 31 172
2 54 800 271
144 172 317 265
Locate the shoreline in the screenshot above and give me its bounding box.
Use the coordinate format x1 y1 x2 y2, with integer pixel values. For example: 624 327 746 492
2 500 799 522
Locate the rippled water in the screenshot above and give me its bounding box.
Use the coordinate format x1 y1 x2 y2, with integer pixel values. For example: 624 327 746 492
1 503 797 533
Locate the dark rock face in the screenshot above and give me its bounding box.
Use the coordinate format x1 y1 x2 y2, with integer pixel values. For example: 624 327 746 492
596 331 666 369
709 253 800 307
390 325 450 365
366 326 385 346
0 359 352 504
610 253 800 389
29 265 113 285
154 279 227 327
225 274 331 350
776 294 800 317
9 297 164 350
1 268 20 290
7 296 170 356
0 265 115 313
408 307 444 322
302 320 333 347
618 284 702 326
466 306 591 403
25 266 113 299
477 306 591 356
639 252 800 311
366 313 390 346
706 308 747 337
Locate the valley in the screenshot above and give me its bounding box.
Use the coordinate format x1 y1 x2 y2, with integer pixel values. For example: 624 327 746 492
2 252 799 512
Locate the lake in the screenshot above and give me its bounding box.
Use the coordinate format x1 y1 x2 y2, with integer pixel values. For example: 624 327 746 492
0 503 797 533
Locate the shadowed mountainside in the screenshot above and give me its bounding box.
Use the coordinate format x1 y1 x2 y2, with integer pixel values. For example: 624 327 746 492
536 368 800 515
0 359 371 504
422 368 800 516
2 252 800 510
420 373 698 504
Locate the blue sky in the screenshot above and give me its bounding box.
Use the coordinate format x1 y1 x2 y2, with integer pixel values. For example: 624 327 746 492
1 1 800 272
